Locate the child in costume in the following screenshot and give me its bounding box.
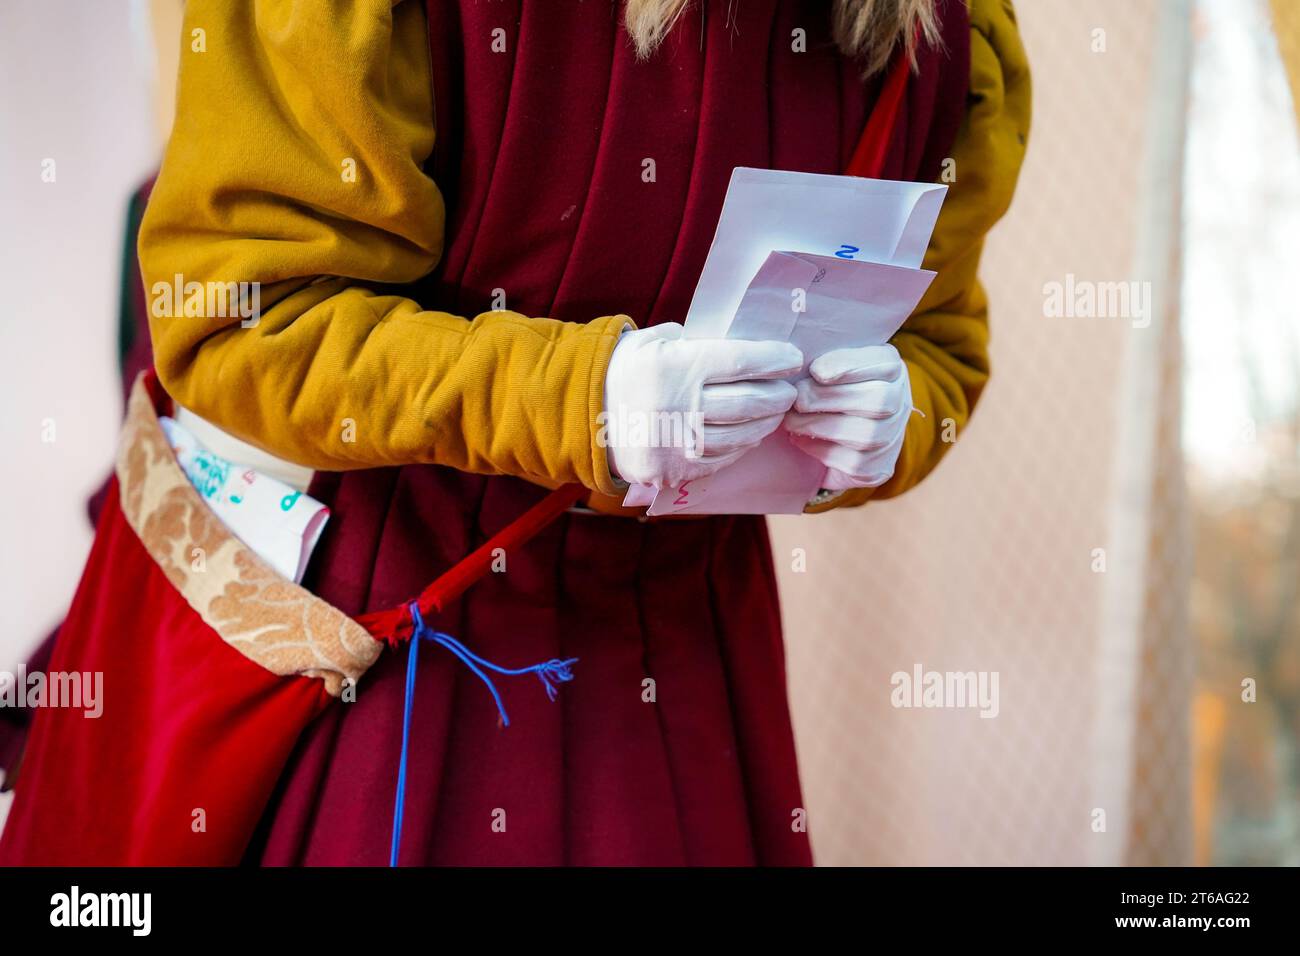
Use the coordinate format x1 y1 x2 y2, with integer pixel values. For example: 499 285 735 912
0 0 1029 866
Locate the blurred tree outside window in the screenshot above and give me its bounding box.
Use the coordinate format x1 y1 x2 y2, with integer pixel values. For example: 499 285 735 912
1184 0 1300 865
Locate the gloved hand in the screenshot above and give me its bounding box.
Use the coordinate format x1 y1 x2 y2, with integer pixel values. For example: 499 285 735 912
602 323 803 489
784 344 913 490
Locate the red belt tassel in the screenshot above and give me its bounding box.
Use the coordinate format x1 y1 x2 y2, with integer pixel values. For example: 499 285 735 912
355 483 586 643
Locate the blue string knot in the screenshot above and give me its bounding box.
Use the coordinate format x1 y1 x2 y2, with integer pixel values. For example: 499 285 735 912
390 601 578 866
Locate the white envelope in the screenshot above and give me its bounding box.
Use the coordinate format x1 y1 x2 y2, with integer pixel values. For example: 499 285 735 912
680 168 945 340
624 168 947 514
645 253 936 515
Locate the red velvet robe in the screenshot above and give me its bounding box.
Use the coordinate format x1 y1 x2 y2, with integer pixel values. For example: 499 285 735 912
249 0 969 866
0 0 969 867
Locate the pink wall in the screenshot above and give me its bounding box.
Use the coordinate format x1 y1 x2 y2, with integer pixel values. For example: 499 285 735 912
0 0 158 673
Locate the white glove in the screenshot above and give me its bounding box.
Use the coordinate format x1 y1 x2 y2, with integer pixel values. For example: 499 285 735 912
602 323 803 488
784 344 912 490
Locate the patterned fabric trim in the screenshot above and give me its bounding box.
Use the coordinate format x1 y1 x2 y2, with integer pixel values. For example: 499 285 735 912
115 374 381 696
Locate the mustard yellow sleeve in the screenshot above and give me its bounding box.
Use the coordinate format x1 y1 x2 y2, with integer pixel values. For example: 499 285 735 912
808 0 1031 512
138 0 628 494
1273 0 1300 124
